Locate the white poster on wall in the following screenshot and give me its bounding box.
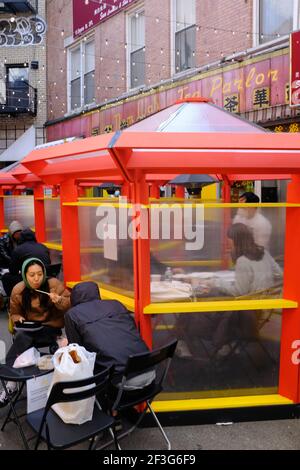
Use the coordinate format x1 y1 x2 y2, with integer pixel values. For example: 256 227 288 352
104 224 118 261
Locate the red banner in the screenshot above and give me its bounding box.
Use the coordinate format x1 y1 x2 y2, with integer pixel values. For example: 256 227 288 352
290 30 300 106
73 0 137 38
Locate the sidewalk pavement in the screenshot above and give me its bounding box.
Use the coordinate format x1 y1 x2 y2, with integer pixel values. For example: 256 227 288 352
1 311 300 450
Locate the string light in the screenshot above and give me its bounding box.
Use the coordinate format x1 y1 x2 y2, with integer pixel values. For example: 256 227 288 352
3 5 290 116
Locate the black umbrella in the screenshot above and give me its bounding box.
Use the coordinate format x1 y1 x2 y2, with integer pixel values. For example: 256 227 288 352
168 174 218 185
99 182 121 195
169 174 218 196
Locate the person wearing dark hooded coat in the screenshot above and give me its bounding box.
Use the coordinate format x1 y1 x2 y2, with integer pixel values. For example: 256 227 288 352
64 281 155 388
0 257 70 408
1 228 51 297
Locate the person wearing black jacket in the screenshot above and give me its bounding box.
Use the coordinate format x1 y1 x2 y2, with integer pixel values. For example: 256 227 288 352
1 228 51 297
0 220 23 269
64 281 155 388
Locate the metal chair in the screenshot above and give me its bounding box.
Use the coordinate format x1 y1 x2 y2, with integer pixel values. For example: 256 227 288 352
216 283 283 367
97 339 178 450
0 365 53 449
27 367 119 450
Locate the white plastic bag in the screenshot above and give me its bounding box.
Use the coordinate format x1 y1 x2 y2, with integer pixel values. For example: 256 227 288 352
49 344 96 424
13 347 40 368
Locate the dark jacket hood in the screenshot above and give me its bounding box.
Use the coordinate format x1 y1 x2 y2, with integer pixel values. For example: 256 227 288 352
71 281 100 306
20 228 37 243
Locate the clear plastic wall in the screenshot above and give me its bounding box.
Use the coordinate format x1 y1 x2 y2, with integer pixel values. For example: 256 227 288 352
152 308 282 398
48 248 62 265
78 205 134 296
149 205 284 303
4 196 34 229
48 248 63 281
44 198 61 244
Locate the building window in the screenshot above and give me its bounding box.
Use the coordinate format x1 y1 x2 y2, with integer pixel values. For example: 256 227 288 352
69 39 95 111
174 0 196 73
258 0 294 44
6 65 29 109
128 10 145 89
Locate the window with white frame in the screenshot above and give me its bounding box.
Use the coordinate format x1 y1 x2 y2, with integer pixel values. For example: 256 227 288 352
69 39 95 111
258 0 294 44
174 0 196 73
128 10 145 89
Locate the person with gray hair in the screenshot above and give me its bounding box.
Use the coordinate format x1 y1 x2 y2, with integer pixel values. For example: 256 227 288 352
0 220 23 270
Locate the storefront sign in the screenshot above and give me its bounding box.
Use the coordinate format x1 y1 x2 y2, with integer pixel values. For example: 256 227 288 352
290 30 300 106
73 0 136 38
47 51 291 141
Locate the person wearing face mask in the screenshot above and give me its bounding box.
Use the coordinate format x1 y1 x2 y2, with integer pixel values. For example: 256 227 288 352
233 192 272 249
0 258 71 407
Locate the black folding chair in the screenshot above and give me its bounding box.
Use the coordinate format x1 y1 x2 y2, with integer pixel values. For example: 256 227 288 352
26 367 119 450
0 365 53 449
97 339 178 450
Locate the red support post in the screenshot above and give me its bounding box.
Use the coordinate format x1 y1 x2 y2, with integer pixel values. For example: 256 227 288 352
60 179 81 284
132 174 152 348
52 186 59 197
78 186 86 197
33 184 46 242
12 189 21 196
150 183 160 199
221 178 231 202
0 188 5 232
175 185 185 198
221 178 232 268
279 175 300 402
121 182 131 199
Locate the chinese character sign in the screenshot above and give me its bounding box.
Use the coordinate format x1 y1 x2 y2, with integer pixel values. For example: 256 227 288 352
73 0 136 38
290 30 300 106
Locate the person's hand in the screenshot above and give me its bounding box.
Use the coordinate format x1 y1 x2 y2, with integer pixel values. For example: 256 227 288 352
56 336 68 348
15 316 25 324
172 267 185 275
198 280 214 294
200 284 211 294
49 292 62 304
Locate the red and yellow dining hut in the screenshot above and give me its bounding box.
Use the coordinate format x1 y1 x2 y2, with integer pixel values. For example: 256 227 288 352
15 98 300 421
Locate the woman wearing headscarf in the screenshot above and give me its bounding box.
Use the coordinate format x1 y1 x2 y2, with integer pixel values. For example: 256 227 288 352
0 257 70 407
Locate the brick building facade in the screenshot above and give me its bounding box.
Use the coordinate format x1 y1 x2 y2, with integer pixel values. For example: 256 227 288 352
46 0 254 121
45 1 299 136
0 0 47 164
